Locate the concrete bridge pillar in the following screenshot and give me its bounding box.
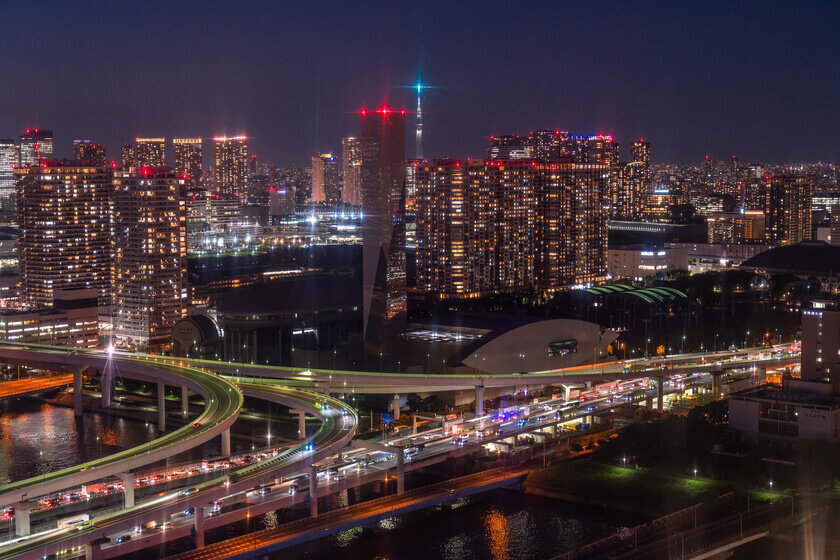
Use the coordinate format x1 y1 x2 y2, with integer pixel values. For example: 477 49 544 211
181 386 189 415
13 502 34 537
712 369 722 398
193 506 206 548
73 366 84 417
645 396 653 410
392 394 401 421
308 464 318 518
84 542 102 560
290 409 306 439
475 386 485 417
396 447 405 495
101 372 112 409
157 382 166 432
221 428 231 456
119 472 135 508
658 378 664 413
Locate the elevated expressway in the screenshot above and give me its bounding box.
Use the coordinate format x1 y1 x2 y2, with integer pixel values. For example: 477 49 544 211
0 344 243 508
150 346 800 395
0 360 357 560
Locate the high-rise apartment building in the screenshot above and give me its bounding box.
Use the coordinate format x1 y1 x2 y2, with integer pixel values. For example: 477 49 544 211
135 138 166 168
213 136 248 196
121 144 135 169
765 175 812 245
19 129 53 166
72 140 107 166
15 162 111 307
341 137 362 206
0 139 16 206
111 168 186 349
310 153 341 203
173 138 203 184
360 108 406 347
536 162 609 288
416 160 608 297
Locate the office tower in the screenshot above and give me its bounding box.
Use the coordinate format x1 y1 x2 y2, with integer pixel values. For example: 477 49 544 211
341 137 362 206
310 153 341 204
111 168 186 349
72 140 107 166
247 173 271 205
15 162 111 307
707 210 766 244
213 136 248 196
0 139 16 206
173 138 203 184
487 135 530 160
121 144 135 169
270 186 295 219
19 129 53 166
135 137 166 167
360 107 407 347
765 175 812 244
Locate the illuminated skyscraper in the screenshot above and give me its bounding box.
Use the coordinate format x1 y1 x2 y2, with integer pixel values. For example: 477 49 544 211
0 139 16 206
488 135 530 160
615 138 651 220
15 162 111 307
173 138 203 184
360 107 406 347
19 129 53 166
121 144 135 169
310 153 341 203
341 137 362 206
765 175 812 245
536 162 609 288
416 159 607 297
528 130 563 161
72 140 107 166
213 136 248 196
111 168 187 349
135 137 166 167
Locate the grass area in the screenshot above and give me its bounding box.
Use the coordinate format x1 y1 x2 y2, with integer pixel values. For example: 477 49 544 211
526 461 734 513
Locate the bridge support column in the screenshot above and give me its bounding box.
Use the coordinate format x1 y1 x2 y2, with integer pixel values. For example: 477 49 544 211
396 447 405 495
13 502 34 537
475 386 485 417
119 472 135 508
712 369 722 398
392 393 401 421
308 464 318 518
658 378 664 413
412 414 418 435
101 372 112 409
157 382 166 431
181 385 189 415
645 396 653 410
290 409 306 439
73 366 84 417
193 506 206 548
84 542 102 560
221 428 231 456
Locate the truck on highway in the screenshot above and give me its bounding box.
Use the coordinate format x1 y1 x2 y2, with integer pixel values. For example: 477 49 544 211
213 491 247 511
57 514 90 530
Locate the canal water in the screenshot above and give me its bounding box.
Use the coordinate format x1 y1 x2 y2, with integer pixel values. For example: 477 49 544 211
0 397 298 484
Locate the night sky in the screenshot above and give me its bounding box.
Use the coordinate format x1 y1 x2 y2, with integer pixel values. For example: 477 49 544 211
2 0 838 166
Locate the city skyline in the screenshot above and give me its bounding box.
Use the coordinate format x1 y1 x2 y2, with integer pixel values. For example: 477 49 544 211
3 1 840 166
